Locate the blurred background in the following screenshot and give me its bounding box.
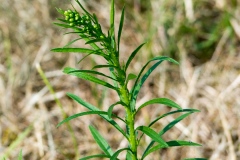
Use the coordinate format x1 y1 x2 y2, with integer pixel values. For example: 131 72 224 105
0 0 240 159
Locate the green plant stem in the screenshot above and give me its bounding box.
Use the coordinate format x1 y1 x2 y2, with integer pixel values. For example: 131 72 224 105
119 84 137 160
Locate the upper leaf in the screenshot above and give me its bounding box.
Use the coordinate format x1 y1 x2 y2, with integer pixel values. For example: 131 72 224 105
64 67 118 91
136 98 182 114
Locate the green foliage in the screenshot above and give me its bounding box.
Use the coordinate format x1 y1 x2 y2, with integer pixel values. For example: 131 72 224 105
52 0 206 159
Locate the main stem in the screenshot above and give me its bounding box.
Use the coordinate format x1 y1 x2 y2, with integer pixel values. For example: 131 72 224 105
119 85 137 160
112 52 137 159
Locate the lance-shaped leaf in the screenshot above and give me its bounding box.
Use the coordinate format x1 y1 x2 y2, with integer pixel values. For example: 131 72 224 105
51 48 106 57
64 67 118 82
85 38 104 45
79 154 110 160
110 148 132 160
138 109 199 143
125 43 145 72
66 93 127 138
136 98 182 114
142 140 202 159
63 67 118 91
149 109 200 127
135 126 168 147
130 56 179 111
107 101 125 119
143 111 198 157
117 5 125 52
89 125 114 156
63 38 83 48
57 111 125 127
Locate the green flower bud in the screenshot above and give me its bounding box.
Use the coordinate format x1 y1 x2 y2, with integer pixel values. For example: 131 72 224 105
64 11 69 16
69 23 74 26
100 35 104 39
93 24 98 29
68 10 72 13
69 18 74 22
65 16 69 20
69 13 74 18
75 16 79 21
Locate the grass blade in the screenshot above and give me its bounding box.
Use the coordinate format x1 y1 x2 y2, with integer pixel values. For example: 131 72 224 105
117 5 125 52
89 125 114 156
136 98 182 114
64 67 118 91
125 43 145 71
135 126 168 146
66 93 127 138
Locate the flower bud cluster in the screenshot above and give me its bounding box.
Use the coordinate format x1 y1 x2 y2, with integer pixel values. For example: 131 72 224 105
63 9 104 39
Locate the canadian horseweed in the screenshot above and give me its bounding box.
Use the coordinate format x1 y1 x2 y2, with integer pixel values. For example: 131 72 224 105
52 0 206 159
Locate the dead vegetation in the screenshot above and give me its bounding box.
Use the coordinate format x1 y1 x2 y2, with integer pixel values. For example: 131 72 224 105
0 0 240 159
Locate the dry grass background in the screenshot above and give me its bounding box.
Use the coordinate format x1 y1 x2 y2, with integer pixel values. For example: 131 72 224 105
0 0 240 159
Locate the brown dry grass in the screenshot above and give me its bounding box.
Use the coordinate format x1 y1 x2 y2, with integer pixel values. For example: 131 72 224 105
0 0 240 159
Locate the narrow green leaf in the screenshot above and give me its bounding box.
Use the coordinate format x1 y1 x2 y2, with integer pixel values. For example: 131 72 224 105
89 125 114 156
75 0 94 20
53 22 77 29
126 150 132 160
64 67 118 81
110 148 132 160
79 154 110 160
126 73 137 84
149 109 200 127
85 38 104 45
51 48 94 54
56 8 64 14
135 126 168 146
125 43 145 71
159 112 193 136
130 56 179 111
77 53 91 64
63 67 118 91
138 109 199 144
143 111 198 157
92 65 118 70
110 0 116 51
57 111 121 127
110 0 115 37
63 38 83 48
142 140 202 159
136 98 182 114
66 93 127 138
107 101 124 119
117 5 125 52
